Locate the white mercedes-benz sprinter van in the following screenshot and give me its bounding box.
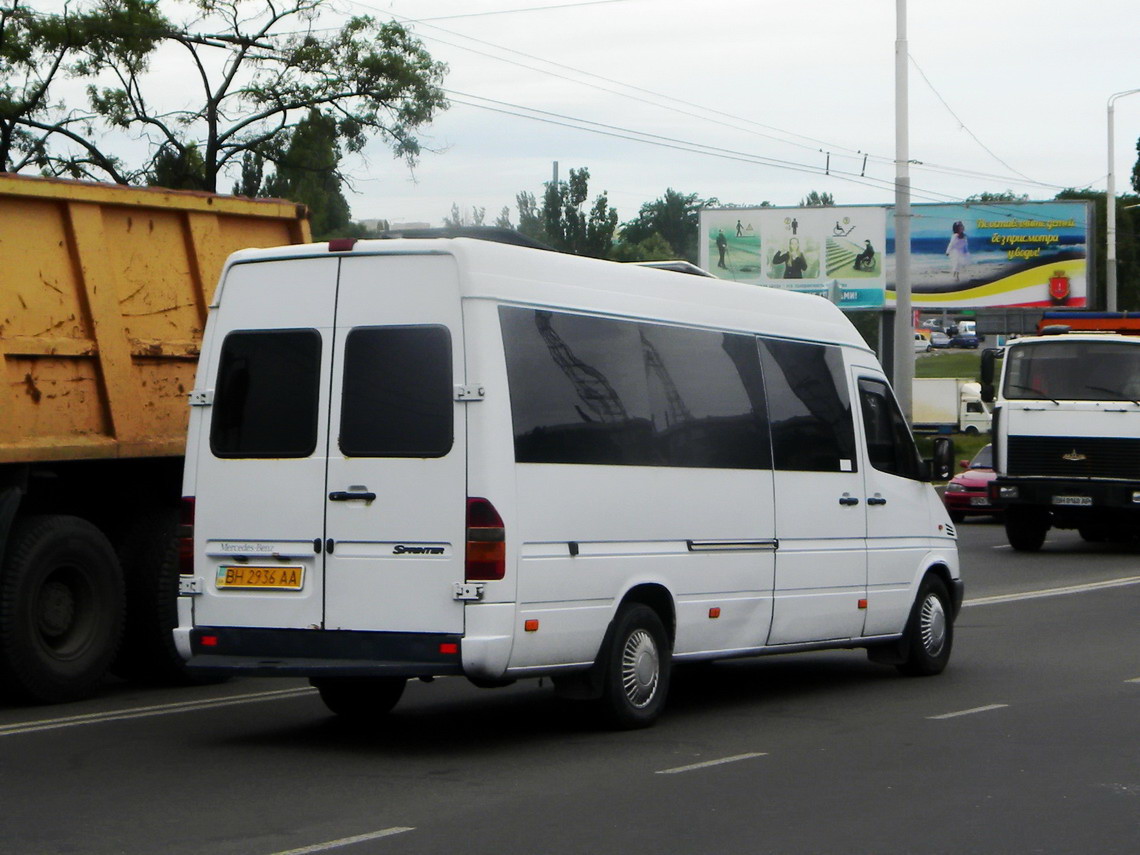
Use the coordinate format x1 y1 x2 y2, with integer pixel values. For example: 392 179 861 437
176 234 961 728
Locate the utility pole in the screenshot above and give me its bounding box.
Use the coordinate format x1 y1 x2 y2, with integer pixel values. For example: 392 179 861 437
893 0 914 419
1107 89 1140 312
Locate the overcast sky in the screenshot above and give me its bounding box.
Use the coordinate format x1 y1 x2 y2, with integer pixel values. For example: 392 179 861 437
35 1 1140 227
345 0 1139 227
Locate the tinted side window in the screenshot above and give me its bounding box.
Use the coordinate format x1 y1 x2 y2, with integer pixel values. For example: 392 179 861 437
858 378 922 480
759 338 856 472
211 329 322 458
500 308 654 465
339 326 453 458
640 325 771 469
500 307 770 469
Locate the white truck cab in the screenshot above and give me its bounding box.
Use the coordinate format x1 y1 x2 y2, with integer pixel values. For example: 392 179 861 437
176 234 961 728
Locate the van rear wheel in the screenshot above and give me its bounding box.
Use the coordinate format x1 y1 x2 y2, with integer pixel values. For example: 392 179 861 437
311 676 406 720
596 604 671 729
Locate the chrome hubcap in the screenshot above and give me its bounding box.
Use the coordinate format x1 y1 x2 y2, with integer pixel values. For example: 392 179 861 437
919 594 947 657
621 629 659 708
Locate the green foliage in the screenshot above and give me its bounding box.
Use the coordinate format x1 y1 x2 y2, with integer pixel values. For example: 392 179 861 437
1055 188 1140 310
0 0 164 180
149 141 207 190
4 0 448 197
1133 136 1140 194
262 110 351 239
444 203 486 228
609 232 675 263
615 188 713 263
965 190 1029 202
800 190 834 207
526 167 617 258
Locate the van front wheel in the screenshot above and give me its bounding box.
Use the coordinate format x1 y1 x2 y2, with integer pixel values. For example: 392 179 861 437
311 676 406 720
597 604 671 729
896 576 953 677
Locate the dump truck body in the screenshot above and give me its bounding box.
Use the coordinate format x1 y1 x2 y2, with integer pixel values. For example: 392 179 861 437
0 174 309 702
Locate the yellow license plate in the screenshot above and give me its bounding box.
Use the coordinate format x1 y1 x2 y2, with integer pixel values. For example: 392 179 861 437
216 565 305 590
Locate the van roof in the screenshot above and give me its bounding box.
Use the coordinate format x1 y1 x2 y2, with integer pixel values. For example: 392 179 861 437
220 237 871 351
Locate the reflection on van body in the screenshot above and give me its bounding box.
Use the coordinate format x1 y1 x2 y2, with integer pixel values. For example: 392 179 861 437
178 237 961 729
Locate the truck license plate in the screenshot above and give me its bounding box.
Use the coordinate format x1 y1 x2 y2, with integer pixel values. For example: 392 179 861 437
216 565 304 589
1052 496 1092 507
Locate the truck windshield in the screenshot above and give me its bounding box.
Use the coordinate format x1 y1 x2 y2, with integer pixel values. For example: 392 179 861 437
1004 340 1140 402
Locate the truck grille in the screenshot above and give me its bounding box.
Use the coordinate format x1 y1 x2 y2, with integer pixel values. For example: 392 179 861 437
1007 435 1140 480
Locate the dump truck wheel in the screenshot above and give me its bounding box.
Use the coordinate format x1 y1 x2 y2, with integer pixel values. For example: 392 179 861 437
0 516 124 703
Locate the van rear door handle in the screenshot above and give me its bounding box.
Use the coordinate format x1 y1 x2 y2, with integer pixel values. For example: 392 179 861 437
867 496 888 506
838 496 860 506
328 491 377 502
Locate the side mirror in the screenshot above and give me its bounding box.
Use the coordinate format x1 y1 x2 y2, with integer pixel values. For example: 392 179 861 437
979 348 998 403
928 436 954 482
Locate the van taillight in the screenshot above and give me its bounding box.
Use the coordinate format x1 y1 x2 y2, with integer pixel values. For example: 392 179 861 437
178 497 195 575
465 497 505 581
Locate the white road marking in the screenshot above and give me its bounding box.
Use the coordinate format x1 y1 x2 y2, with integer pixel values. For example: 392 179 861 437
269 828 414 855
1126 678 1140 684
964 576 1140 608
928 704 1009 720
0 687 316 737
656 752 767 775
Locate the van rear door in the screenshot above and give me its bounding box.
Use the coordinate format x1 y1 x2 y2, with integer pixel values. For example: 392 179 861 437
321 254 467 634
192 258 337 631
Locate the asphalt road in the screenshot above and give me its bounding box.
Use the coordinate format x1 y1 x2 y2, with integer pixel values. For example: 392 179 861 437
2 522 1138 855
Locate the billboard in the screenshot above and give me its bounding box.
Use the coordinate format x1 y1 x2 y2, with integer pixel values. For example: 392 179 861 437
886 201 1091 309
699 206 887 309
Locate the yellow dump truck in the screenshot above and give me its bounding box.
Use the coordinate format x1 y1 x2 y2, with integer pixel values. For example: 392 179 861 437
0 174 310 702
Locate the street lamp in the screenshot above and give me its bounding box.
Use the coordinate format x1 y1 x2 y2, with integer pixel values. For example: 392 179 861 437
1106 88 1140 312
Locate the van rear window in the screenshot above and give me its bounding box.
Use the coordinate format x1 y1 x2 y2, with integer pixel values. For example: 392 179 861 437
338 326 453 458
210 329 322 458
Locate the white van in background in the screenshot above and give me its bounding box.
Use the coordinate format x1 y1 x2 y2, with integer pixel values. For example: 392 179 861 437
176 234 961 729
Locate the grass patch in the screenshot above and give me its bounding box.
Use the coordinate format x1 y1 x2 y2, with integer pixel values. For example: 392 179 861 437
915 350 981 379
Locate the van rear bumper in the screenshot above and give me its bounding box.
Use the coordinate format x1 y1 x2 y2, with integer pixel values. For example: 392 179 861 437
185 627 465 678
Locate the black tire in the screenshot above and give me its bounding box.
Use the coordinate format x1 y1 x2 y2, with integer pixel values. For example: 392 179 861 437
896 575 953 677
948 510 966 524
311 677 406 720
1077 525 1105 543
0 516 125 703
111 508 226 685
1005 508 1048 552
596 604 671 729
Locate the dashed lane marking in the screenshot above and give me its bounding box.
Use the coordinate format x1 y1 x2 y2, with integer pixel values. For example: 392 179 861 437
928 704 1009 720
656 752 767 775
269 828 415 855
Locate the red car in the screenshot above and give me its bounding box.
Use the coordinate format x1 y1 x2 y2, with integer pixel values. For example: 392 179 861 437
942 444 999 523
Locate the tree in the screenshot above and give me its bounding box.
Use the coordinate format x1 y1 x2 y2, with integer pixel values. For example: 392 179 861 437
616 188 714 263
1133 136 1140 194
609 231 675 263
0 0 165 179
515 191 543 243
1056 188 1140 311
534 167 617 258
966 190 1029 203
442 204 486 228
493 206 512 229
800 190 834 207
10 0 447 191
260 109 350 238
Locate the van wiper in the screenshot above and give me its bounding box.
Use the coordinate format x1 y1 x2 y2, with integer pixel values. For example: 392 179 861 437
1083 384 1140 405
1006 383 1058 404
